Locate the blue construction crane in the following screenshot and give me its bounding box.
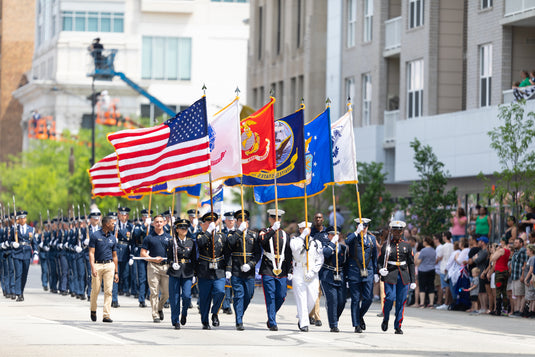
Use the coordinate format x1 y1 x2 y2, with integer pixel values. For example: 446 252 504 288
87 49 176 118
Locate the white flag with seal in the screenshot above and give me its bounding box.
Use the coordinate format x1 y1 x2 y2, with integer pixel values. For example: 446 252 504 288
331 109 358 184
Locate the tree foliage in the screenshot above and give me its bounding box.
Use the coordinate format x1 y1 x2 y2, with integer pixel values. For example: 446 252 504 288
408 138 457 237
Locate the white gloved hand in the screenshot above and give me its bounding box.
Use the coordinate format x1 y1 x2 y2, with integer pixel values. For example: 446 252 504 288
171 216 176 225
226 271 232 280
331 234 339 243
379 268 388 277
305 271 315 281
207 222 216 234
145 217 152 226
75 246 83 253
192 276 197 285
192 218 199 227
1 242 6 249
83 238 89 246
271 221 280 231
374 274 380 283
39 242 44 248
238 222 247 232
300 227 311 238
172 263 180 270
410 283 417 290
287 273 293 281
12 242 20 249
44 246 50 252
33 253 38 261
128 258 134 266
58 243 63 249
355 223 364 235
241 264 251 272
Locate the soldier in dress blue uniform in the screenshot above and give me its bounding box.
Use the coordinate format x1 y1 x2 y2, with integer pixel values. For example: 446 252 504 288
195 212 229 329
47 218 59 294
131 209 151 307
345 218 378 333
71 215 86 299
378 220 416 334
115 207 133 300
259 209 293 331
10 211 36 301
0 214 13 298
0 215 6 297
36 218 51 291
221 211 235 315
167 218 197 329
319 226 347 332
65 218 77 297
186 209 200 301
57 218 70 295
226 210 261 330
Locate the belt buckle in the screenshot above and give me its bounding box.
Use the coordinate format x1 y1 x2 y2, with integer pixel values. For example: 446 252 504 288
180 258 186 264
396 262 401 266
333 273 342 281
209 259 217 270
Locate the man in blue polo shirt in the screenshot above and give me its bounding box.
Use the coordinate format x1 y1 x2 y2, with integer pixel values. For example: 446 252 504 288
89 215 119 323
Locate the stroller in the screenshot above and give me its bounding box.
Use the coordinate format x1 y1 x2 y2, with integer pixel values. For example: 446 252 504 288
452 266 471 311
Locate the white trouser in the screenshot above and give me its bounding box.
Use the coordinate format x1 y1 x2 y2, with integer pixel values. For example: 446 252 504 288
292 265 319 327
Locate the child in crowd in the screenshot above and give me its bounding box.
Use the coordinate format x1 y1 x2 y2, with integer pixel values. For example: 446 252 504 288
465 267 481 313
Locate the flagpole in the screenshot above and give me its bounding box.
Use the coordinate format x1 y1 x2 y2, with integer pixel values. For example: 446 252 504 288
240 182 247 265
146 187 153 237
209 172 215 261
300 100 309 273
331 185 339 277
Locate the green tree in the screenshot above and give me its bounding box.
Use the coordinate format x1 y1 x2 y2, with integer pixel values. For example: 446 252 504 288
408 138 457 237
485 100 535 216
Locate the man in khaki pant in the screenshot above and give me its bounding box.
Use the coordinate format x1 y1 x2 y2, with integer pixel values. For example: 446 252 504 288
89 215 119 322
141 215 171 323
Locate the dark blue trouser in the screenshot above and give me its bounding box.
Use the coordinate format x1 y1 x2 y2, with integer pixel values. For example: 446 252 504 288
383 274 409 329
68 254 76 293
85 257 92 297
75 256 86 295
320 280 346 328
1 254 9 294
198 277 225 325
13 258 30 295
48 254 58 291
39 255 49 288
231 276 255 325
59 255 68 292
261 275 287 328
118 260 129 293
135 259 147 302
223 284 232 309
348 278 373 327
8 255 15 294
169 276 192 325
129 260 138 295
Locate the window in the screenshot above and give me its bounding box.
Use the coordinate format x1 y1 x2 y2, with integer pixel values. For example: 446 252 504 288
61 11 124 32
142 36 191 81
481 0 493 9
296 0 302 49
51 14 56 37
257 6 263 60
363 0 373 43
345 76 355 104
362 73 372 126
407 59 424 119
347 0 356 47
480 44 492 107
276 0 282 55
409 0 424 29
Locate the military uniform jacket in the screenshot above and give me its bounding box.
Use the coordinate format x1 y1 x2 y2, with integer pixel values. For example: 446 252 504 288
116 221 133 261
378 240 415 285
166 236 196 279
258 228 293 277
195 230 229 280
345 232 378 282
130 223 144 257
11 225 35 260
319 238 348 285
226 229 261 279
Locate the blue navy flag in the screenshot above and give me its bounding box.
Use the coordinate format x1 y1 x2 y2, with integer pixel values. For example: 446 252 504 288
253 108 333 204
225 107 306 187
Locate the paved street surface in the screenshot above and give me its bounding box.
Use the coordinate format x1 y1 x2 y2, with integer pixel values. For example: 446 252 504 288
1 265 534 356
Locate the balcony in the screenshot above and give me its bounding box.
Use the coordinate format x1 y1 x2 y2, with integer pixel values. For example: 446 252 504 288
502 0 535 26
384 17 401 57
383 110 399 148
503 86 535 103
141 0 194 14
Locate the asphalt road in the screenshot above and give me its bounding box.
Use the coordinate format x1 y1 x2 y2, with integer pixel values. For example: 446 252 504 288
0 265 534 357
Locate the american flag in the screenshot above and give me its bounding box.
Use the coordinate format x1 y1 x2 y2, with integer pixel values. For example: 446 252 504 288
108 97 211 193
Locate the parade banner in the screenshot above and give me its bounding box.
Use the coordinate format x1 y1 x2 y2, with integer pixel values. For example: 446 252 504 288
253 108 333 204
331 109 359 184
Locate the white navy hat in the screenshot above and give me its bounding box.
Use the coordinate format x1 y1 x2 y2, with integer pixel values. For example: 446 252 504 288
267 209 285 217
89 210 102 218
354 218 371 225
297 221 311 229
389 220 407 230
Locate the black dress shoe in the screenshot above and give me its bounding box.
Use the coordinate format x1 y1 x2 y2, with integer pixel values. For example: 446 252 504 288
236 323 244 331
309 316 316 325
80 295 86 301
315 320 322 327
269 325 278 331
180 315 187 326
90 311 97 322
60 291 68 296
11 294 16 300
223 307 233 315
330 327 340 332
359 318 366 331
103 317 113 323
125 292 131 297
299 325 309 332
202 323 211 330
394 328 403 334
118 291 124 296
164 301 170 308
139 301 146 307
174 323 181 330
153 318 161 323
211 314 220 327
158 310 164 320
43 286 48 291
16 295 24 302
381 320 388 332
111 301 119 308
354 326 363 333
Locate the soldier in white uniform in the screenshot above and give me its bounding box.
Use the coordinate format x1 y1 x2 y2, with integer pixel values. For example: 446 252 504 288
290 221 324 332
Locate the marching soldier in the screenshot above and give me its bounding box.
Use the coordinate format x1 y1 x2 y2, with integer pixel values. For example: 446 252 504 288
115 207 132 301
290 221 324 332
226 209 261 330
345 218 378 333
258 209 293 331
221 211 235 315
48 218 59 294
57 218 70 296
309 212 328 327
187 209 200 237
166 218 197 329
1 214 15 298
10 210 36 301
195 212 229 329
319 226 348 332
72 214 86 300
132 209 151 307
378 220 416 334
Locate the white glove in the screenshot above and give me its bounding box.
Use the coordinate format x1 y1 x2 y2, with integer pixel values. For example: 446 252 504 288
355 223 364 235
374 274 380 283
331 234 339 243
33 253 38 261
12 242 20 249
207 222 216 234
287 273 293 281
241 264 251 272
238 222 247 232
226 271 232 280
172 263 180 270
192 218 199 227
379 268 388 277
1 242 5 249
300 227 310 238
305 271 315 281
145 217 152 226
271 221 280 231
44 246 50 252
192 276 197 285
410 283 417 290
39 242 44 248
171 216 176 224
58 243 63 249
128 258 134 266
75 246 82 253
83 238 89 246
